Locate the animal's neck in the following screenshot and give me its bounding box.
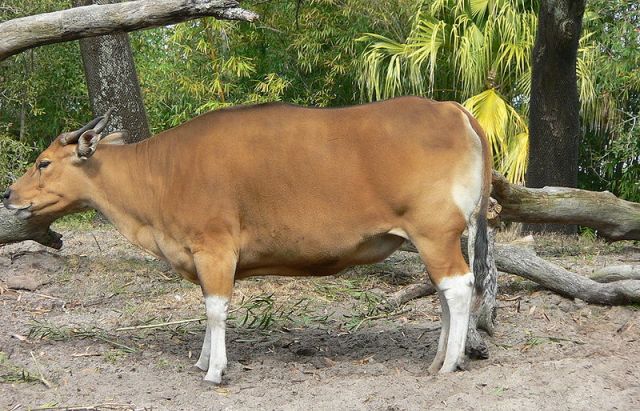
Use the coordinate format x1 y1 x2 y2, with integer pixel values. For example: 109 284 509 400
83 141 159 238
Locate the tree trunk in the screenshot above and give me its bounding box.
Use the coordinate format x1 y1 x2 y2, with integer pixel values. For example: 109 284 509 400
492 171 640 241
0 0 258 62
73 0 150 143
526 0 586 234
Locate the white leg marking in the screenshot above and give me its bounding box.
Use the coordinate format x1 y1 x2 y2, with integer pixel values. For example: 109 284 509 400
428 290 450 374
203 295 229 384
438 272 474 372
195 322 211 371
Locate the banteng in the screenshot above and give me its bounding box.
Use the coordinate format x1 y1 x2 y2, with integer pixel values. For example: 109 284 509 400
3 97 492 383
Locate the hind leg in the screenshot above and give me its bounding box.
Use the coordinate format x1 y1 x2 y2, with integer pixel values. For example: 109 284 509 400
411 231 473 373
438 270 473 372
427 290 449 374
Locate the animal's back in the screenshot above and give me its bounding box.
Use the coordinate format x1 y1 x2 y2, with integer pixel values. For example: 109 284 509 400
164 96 473 201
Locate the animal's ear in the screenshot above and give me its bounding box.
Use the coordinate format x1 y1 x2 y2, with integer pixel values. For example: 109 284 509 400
76 129 101 159
100 130 128 145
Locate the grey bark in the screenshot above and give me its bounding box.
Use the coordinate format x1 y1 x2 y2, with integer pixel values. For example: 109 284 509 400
492 171 640 241
0 0 258 62
73 0 150 143
0 205 61 249
494 243 640 304
526 0 586 234
399 238 640 305
590 266 640 283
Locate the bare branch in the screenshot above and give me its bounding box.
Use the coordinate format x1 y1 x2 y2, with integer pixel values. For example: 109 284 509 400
0 0 259 61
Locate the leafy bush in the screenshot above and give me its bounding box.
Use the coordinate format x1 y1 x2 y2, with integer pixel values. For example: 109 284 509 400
0 133 34 189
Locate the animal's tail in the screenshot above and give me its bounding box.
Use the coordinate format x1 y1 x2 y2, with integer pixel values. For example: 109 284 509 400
471 195 490 293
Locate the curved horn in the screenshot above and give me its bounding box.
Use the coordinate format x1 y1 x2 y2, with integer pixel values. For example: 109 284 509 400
59 115 104 145
92 107 114 135
59 108 115 145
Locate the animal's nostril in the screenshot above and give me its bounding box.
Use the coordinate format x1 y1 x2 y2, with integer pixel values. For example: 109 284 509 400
2 189 10 200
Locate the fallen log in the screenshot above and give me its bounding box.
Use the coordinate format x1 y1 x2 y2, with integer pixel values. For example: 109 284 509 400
0 0 258 62
494 243 640 304
385 283 436 307
0 205 62 249
492 171 640 241
400 239 640 305
590 265 640 283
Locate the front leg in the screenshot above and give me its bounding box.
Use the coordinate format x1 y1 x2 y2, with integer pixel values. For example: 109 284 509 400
193 249 237 384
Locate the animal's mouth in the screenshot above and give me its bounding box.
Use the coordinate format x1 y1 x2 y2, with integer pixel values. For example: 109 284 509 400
6 202 32 211
4 202 33 219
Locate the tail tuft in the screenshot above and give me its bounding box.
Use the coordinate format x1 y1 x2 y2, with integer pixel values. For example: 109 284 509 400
473 198 490 293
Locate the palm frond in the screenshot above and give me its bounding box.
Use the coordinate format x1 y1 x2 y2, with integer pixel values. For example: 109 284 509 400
463 88 529 182
501 131 529 184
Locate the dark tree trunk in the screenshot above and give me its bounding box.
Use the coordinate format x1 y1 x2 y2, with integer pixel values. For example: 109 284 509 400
526 0 586 234
73 0 150 143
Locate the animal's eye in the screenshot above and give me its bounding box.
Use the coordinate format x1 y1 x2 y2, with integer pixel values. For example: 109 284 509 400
38 160 51 170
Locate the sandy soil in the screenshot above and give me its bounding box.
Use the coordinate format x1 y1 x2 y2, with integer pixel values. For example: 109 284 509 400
1 226 639 410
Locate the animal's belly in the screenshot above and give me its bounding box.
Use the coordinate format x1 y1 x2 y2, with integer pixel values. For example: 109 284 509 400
236 233 405 278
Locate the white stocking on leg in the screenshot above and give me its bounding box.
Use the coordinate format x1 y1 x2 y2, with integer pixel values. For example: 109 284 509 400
195 322 211 371
439 273 473 373
203 295 229 383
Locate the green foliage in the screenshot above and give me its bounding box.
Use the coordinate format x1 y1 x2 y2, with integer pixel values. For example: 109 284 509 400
0 132 34 187
0 351 40 384
578 0 640 201
0 1 89 158
357 0 631 185
130 0 414 131
229 294 311 330
52 210 97 230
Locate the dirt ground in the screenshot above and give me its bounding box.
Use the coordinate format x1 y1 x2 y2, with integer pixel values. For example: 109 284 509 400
1 225 639 410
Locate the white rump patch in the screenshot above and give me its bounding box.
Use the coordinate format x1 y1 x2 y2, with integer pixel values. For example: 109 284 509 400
451 115 483 222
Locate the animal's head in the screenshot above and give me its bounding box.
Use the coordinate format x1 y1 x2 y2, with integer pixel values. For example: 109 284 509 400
2 109 127 219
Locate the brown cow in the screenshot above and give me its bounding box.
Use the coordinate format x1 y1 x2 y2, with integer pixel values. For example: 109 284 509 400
3 97 491 383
